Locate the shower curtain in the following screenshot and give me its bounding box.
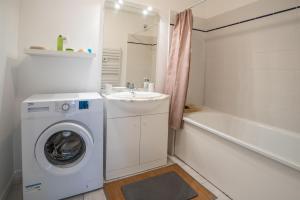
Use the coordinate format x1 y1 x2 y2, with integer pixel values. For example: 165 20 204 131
164 9 193 130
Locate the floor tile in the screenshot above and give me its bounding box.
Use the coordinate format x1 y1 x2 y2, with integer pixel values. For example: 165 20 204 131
7 157 232 200
168 156 233 200
6 184 22 200
65 194 84 200
169 156 207 184
83 189 106 200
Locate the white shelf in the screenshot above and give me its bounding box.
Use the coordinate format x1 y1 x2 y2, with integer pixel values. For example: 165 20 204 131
24 49 96 59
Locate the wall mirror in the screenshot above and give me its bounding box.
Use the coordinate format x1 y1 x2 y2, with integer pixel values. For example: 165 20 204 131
102 0 159 89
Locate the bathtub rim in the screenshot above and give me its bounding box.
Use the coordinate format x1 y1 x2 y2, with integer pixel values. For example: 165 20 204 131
182 113 300 172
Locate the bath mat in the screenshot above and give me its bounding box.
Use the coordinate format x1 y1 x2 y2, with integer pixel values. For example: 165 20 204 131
121 171 198 200
104 164 216 200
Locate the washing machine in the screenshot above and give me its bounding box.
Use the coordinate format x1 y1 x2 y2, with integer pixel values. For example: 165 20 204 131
21 93 103 200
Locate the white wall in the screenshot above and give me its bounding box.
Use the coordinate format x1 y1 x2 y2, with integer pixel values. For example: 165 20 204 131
13 0 104 172
0 0 20 198
186 29 206 107
192 0 259 19
155 9 170 92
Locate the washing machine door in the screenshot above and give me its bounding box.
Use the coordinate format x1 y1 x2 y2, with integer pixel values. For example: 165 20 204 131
35 122 94 175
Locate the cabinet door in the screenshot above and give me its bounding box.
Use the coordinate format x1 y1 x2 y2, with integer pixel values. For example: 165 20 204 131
106 117 140 172
140 113 168 164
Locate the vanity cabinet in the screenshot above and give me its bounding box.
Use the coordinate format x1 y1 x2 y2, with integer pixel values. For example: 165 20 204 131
104 97 169 180
140 114 168 165
106 117 140 172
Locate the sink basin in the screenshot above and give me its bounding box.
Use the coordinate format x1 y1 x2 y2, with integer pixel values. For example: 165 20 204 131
103 91 170 118
104 91 169 118
104 91 168 101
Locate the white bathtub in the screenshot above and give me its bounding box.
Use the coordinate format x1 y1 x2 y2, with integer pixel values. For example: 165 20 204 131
175 109 300 200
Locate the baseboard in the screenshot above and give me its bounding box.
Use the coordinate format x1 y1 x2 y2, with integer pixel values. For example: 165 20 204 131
0 169 22 200
0 174 14 200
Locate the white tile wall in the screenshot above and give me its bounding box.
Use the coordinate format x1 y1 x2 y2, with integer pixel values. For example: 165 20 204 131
203 1 300 133
186 30 206 106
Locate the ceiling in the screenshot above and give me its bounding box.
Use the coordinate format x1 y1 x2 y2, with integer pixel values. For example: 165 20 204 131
191 0 259 18
126 0 260 18
105 0 158 16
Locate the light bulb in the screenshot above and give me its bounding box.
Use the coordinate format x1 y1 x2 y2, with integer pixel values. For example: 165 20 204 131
115 3 121 9
118 0 124 5
147 6 153 11
143 9 148 15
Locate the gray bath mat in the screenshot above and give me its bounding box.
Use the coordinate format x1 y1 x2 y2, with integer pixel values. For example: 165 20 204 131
121 172 198 200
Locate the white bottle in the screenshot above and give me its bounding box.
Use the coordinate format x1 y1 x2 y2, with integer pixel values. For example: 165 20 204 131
143 78 149 90
148 83 154 92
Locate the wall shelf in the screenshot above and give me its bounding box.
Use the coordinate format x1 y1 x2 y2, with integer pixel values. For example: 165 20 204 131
24 49 96 59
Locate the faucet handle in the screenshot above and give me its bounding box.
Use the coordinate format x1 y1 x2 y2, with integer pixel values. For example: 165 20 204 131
130 83 135 89
126 82 135 89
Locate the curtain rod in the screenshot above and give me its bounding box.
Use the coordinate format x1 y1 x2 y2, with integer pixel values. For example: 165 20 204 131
173 5 300 33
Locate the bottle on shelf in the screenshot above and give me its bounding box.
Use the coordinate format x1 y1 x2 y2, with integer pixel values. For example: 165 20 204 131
57 35 66 51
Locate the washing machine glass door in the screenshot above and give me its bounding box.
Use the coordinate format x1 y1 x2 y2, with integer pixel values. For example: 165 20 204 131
35 122 94 175
44 130 86 166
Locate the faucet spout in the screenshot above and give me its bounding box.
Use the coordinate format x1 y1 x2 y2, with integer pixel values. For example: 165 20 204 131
130 89 135 97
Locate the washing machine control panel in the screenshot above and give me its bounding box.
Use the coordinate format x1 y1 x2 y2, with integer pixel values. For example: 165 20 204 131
54 101 90 113
55 101 76 113
61 103 70 111
79 101 89 110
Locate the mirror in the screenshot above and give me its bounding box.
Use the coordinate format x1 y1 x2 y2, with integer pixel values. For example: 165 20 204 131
102 0 159 89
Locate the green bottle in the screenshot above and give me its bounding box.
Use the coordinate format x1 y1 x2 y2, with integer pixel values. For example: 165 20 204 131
57 35 64 51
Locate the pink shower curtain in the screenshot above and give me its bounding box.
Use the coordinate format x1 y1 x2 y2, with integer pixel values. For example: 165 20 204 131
164 9 193 130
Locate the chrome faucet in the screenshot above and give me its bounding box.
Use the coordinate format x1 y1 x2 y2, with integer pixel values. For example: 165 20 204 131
126 82 135 96
126 82 135 90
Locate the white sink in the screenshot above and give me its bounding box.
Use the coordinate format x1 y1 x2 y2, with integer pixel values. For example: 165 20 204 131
103 91 170 118
104 91 168 101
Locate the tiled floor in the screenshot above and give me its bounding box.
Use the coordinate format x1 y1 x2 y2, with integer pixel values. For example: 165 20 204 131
6 185 106 200
169 156 232 200
6 156 231 200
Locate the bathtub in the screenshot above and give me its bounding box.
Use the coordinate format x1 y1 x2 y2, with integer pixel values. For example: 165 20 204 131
175 109 300 200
